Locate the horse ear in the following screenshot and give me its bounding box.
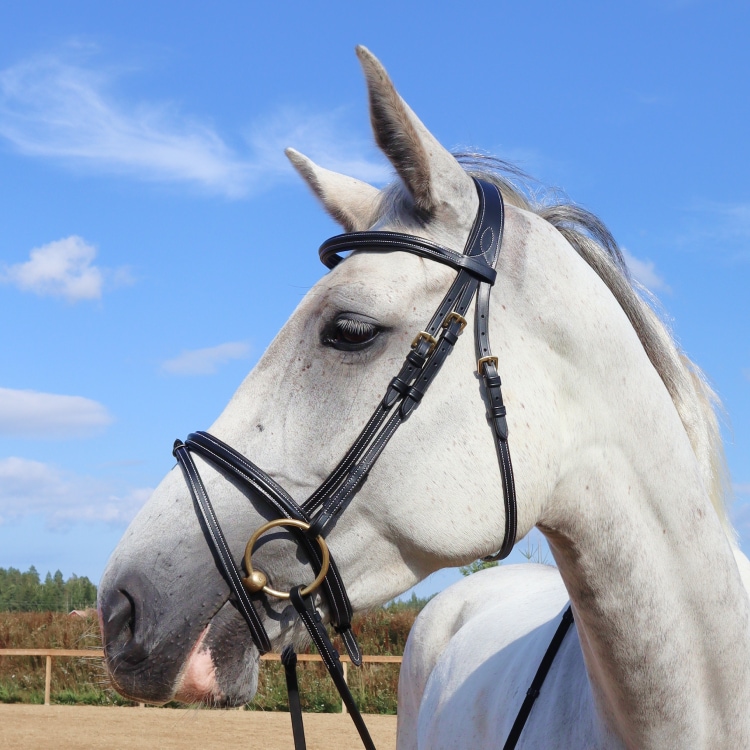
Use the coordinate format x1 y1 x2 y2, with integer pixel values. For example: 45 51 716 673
285 148 381 232
356 46 474 219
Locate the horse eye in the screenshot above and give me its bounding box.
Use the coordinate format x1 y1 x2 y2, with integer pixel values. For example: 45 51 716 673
322 316 380 351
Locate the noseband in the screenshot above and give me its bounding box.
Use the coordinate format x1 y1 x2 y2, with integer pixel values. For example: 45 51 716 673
172 179 517 748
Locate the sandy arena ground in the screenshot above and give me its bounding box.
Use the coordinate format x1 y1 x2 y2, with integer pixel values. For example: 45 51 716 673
0 704 397 750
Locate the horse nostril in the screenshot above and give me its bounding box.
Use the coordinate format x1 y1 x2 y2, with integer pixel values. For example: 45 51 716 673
99 586 148 664
105 589 134 634
96 570 184 703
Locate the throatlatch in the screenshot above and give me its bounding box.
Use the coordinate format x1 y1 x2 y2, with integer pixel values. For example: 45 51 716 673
173 179 523 750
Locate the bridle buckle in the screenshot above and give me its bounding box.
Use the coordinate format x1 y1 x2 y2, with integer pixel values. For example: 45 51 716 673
411 330 438 355
442 311 467 333
477 355 499 374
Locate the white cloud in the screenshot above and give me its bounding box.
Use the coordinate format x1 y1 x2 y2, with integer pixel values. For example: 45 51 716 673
245 106 391 185
0 387 113 438
701 202 750 242
0 236 130 301
676 201 750 261
161 341 251 376
0 54 250 197
0 53 389 197
712 203 750 257
0 456 151 527
621 248 671 293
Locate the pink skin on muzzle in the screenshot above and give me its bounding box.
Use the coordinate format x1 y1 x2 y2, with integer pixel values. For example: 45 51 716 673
173 625 223 704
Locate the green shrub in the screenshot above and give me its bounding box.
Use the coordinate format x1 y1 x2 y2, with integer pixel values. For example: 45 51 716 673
0 604 422 712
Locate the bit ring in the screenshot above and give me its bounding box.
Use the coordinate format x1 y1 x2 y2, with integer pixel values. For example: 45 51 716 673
242 518 330 600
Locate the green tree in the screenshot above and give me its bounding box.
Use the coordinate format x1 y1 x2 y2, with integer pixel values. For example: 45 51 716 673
459 559 500 576
0 567 97 611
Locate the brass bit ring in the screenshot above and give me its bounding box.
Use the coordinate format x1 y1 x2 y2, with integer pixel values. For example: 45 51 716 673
242 518 330 600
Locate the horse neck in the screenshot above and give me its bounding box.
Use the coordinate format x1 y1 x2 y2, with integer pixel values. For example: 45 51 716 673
511 214 750 746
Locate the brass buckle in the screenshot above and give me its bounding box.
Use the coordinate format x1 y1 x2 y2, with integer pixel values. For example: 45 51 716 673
442 311 467 333
477 355 499 374
242 518 330 600
411 331 438 355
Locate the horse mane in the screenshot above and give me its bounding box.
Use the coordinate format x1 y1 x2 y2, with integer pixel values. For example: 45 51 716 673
386 152 734 536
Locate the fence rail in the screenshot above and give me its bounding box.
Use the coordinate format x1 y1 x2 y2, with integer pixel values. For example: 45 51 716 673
0 648 403 710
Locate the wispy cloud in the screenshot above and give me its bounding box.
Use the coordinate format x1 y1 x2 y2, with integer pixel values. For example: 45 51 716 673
0 54 251 196
632 92 664 106
0 387 113 438
622 248 671 293
0 52 389 197
711 202 750 250
161 341 251 376
675 201 750 261
245 106 390 186
0 456 151 527
1 236 131 301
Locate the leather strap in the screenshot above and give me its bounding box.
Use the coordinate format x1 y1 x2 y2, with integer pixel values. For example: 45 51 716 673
320 231 497 284
503 605 575 749
289 587 377 750
173 440 272 653
306 180 510 545
281 646 306 750
181 430 361 664
300 272 474 518
475 281 516 561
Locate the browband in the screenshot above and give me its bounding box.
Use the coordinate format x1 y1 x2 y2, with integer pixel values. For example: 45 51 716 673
320 231 498 284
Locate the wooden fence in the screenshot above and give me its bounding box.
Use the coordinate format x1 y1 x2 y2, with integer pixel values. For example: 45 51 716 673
0 648 403 711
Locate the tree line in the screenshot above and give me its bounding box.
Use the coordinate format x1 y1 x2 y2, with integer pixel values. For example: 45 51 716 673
0 566 97 612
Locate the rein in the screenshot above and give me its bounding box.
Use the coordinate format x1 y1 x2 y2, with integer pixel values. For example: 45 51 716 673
171 179 563 748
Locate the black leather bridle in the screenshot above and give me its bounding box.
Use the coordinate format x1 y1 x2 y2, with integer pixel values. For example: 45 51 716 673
172 178 531 748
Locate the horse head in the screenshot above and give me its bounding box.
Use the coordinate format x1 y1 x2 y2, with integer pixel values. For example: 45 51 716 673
98 47 548 705
99 49 747 744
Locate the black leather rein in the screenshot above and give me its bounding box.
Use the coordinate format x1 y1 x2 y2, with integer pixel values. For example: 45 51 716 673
172 178 529 749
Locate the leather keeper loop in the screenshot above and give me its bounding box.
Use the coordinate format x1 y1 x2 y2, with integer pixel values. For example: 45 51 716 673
494 416 509 440
383 377 408 408
491 404 507 418
308 511 331 539
400 388 424 420
485 373 502 388
443 329 459 346
406 350 427 368
406 386 424 404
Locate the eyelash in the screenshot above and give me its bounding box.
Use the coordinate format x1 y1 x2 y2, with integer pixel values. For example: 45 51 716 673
322 316 380 350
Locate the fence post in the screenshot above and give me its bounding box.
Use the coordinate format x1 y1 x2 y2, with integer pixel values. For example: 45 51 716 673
44 655 52 705
341 660 348 714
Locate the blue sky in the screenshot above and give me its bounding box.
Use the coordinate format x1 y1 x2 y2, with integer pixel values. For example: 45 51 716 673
0 1 748 598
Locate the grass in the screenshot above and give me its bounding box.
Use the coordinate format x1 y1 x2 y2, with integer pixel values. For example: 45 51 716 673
0 610 125 706
0 605 420 712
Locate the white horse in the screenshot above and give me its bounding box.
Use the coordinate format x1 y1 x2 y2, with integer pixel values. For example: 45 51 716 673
98 48 750 748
